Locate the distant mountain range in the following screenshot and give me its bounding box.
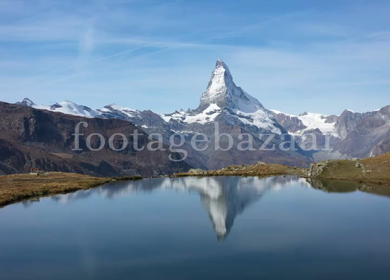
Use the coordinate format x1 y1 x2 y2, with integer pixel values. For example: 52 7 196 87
2 59 389 175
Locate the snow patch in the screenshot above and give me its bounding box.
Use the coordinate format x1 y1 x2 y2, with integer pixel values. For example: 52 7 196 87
164 104 222 124
273 109 339 137
30 101 100 118
233 109 282 135
101 104 140 118
269 109 295 117
296 112 337 135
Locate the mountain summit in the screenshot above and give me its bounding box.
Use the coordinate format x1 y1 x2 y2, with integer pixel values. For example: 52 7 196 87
199 59 264 113
13 59 390 172
161 59 283 136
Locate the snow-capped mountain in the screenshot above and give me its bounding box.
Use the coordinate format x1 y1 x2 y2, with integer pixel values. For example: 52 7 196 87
13 60 292 137
156 60 306 168
17 98 100 118
15 59 390 164
98 104 144 121
269 106 390 159
269 110 339 137
163 59 283 135
199 59 264 113
267 110 344 160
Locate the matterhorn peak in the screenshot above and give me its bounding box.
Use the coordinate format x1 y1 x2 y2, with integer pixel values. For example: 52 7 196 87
215 58 230 72
199 59 263 113
216 58 224 64
212 59 233 83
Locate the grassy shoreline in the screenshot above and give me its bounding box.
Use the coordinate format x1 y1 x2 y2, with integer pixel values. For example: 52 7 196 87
0 172 142 208
173 153 390 187
308 153 390 186
2 153 389 208
173 163 306 178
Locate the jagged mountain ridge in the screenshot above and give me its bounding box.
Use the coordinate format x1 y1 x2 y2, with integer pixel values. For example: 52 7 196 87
15 59 390 166
334 106 390 158
268 107 390 159
18 60 284 136
17 60 310 169
164 59 284 136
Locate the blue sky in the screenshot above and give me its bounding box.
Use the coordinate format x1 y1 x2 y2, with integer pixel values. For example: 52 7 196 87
0 0 389 115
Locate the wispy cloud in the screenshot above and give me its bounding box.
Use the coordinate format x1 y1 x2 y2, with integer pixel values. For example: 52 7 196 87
0 0 390 115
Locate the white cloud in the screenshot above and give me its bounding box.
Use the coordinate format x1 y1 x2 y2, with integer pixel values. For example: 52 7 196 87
0 0 390 115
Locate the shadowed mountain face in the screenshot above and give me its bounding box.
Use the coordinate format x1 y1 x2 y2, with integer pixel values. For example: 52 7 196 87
0 102 191 176
333 106 390 158
50 176 309 240
370 137 390 157
269 107 390 160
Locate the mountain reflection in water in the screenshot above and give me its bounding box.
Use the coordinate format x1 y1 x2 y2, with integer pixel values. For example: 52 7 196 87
4 175 390 280
50 176 310 240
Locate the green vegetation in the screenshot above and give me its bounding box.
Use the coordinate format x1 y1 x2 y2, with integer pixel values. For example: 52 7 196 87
317 160 364 181
310 153 390 186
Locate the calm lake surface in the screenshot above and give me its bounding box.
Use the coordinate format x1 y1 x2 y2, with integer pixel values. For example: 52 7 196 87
1 176 390 280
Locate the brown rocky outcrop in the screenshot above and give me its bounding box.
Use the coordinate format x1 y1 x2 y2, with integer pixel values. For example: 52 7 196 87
0 102 191 176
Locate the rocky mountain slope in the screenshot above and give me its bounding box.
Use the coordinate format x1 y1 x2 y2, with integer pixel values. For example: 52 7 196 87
268 110 342 160
156 59 309 168
269 106 390 160
14 59 390 167
16 60 311 169
0 102 191 176
333 107 390 158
